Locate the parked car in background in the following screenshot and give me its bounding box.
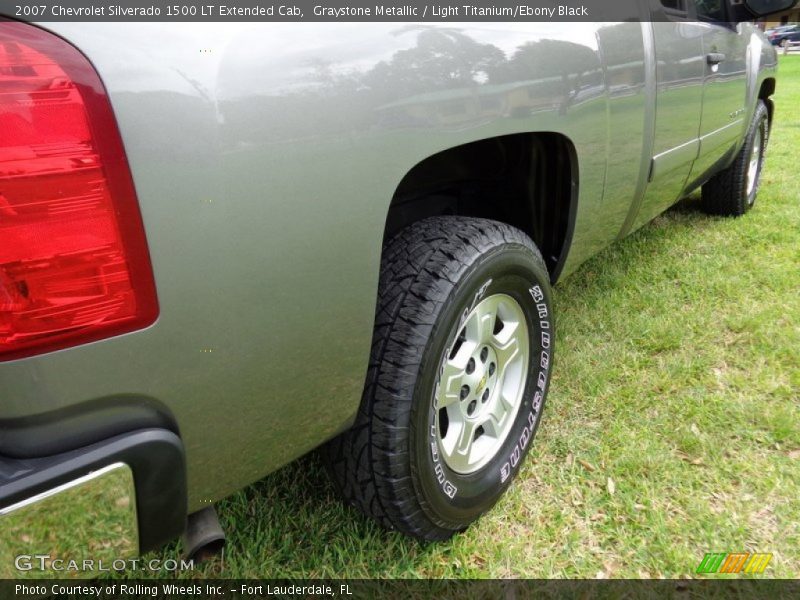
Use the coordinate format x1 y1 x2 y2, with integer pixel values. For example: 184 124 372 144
0 0 797 578
768 23 800 45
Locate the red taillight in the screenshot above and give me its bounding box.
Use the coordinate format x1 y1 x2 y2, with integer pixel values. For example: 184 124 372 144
0 22 157 361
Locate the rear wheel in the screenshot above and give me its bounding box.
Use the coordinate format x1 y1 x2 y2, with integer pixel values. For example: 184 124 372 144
325 216 554 540
701 100 769 217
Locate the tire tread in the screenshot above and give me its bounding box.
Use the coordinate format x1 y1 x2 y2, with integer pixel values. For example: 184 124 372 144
701 100 769 217
324 216 545 540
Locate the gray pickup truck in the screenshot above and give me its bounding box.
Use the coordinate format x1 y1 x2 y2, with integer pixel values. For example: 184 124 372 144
0 0 794 574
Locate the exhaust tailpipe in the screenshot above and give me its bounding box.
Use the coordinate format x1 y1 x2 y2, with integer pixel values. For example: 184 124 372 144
182 506 225 563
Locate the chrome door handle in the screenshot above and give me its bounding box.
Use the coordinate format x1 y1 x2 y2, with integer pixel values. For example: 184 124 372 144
706 52 726 65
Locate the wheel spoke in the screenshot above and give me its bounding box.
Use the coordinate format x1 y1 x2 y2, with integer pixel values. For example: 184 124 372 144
436 359 465 409
496 387 515 413
476 296 500 344
456 419 478 457
481 411 502 438
494 329 521 374
482 384 514 434
464 296 500 345
441 416 479 472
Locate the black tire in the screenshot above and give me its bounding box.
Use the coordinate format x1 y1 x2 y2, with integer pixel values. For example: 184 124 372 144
325 216 554 540
701 100 770 217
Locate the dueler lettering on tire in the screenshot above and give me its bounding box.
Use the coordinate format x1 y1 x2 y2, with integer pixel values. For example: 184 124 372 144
325 216 554 540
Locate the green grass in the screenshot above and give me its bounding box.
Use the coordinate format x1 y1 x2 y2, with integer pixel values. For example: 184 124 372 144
1 467 137 579
143 56 800 579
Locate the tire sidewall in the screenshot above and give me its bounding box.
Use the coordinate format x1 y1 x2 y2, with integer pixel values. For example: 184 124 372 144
409 243 554 529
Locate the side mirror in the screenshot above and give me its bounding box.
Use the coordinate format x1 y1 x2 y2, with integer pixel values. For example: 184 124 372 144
729 0 798 20
745 0 798 15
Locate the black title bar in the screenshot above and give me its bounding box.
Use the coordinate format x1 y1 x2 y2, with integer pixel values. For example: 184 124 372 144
4 0 686 22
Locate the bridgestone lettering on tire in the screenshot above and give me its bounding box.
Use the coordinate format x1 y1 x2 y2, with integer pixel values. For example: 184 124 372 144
325 216 554 540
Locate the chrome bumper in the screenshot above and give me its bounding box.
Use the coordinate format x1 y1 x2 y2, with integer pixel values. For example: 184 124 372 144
0 429 187 579
0 463 138 579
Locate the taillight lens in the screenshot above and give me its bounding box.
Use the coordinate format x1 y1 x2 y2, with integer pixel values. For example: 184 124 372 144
0 22 157 361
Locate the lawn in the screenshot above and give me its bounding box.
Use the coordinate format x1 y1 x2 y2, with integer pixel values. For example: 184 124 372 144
147 56 800 579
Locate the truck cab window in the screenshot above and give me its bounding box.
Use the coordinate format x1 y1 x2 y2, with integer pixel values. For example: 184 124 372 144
661 0 690 17
696 0 726 21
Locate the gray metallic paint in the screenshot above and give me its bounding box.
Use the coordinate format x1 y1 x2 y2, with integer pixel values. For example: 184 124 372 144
0 14 777 510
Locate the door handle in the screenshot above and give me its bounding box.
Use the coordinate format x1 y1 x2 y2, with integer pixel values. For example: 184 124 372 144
706 52 726 65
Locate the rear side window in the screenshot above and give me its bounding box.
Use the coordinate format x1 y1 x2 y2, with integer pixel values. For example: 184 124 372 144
695 0 726 21
661 0 690 17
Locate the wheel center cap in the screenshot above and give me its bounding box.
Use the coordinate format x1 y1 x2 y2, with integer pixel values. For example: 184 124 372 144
476 372 488 394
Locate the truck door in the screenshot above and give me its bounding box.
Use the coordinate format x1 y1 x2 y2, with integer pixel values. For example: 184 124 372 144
623 3 706 233
688 1 749 185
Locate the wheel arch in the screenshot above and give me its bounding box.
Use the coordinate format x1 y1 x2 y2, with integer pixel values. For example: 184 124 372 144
383 132 579 283
758 76 776 127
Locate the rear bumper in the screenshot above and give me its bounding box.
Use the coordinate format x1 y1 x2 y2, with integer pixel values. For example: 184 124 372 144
0 429 186 578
